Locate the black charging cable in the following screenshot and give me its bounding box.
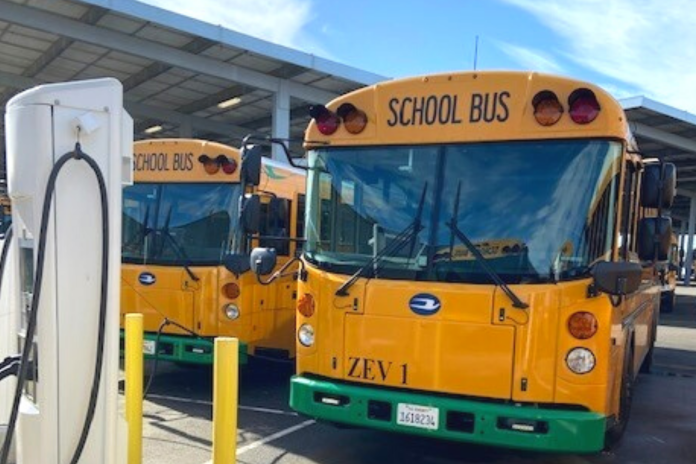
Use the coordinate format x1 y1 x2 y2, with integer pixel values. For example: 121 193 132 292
0 143 109 464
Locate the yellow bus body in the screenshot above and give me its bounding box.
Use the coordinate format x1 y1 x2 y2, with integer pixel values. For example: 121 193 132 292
290 72 662 452
121 139 305 363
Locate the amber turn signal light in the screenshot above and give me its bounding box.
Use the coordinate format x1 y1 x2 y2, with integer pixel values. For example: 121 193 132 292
337 103 368 134
532 90 563 126
297 293 315 318
222 282 240 299
567 311 598 339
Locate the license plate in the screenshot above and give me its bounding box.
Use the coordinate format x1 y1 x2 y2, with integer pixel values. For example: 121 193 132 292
396 403 439 430
143 340 156 355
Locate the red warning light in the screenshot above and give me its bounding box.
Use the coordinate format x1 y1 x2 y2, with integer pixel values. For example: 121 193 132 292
309 105 340 135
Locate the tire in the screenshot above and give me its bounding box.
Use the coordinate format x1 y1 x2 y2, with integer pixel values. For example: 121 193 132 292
640 316 657 374
660 290 675 313
605 342 634 449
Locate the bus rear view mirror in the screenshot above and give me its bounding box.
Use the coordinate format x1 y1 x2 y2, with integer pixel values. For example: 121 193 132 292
241 194 261 234
241 145 263 187
224 253 251 275
641 162 676 209
250 247 277 276
637 216 672 261
592 261 642 296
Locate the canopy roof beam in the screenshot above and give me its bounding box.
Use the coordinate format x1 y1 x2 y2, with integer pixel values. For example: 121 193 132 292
0 1 339 104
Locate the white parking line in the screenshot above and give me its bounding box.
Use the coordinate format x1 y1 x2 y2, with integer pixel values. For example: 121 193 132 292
200 419 316 463
146 393 299 416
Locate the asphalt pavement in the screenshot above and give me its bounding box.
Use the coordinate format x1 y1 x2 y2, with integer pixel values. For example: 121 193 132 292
133 286 696 464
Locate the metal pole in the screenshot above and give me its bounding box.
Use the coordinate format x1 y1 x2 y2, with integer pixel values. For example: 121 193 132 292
684 197 696 285
212 337 239 464
126 314 143 464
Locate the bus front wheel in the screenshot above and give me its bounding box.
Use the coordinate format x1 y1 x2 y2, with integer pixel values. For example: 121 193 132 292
660 290 675 313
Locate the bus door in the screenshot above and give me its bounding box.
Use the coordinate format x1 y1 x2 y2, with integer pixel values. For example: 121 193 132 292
252 195 296 352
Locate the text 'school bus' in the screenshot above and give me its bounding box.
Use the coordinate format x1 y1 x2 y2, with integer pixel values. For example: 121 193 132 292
121 139 306 364
265 72 676 452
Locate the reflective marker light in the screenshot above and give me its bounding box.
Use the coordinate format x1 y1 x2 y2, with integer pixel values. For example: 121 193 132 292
297 293 315 318
566 347 596 374
568 311 598 339
224 303 240 320
222 282 241 299
337 103 368 134
568 88 600 124
298 323 315 347
309 105 340 135
532 90 563 126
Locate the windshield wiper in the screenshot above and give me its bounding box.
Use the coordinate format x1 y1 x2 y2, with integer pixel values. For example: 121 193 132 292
444 182 528 309
156 206 200 282
335 183 428 297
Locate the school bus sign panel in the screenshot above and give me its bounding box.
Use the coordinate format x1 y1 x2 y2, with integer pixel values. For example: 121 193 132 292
133 139 241 183
305 71 628 146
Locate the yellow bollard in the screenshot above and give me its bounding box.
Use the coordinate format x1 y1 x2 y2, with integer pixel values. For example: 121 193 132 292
212 337 239 464
125 314 143 464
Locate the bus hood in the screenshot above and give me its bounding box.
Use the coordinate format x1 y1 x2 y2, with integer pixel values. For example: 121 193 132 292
338 279 562 402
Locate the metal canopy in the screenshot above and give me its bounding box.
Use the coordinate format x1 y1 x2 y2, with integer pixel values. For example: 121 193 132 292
0 0 387 178
621 96 696 226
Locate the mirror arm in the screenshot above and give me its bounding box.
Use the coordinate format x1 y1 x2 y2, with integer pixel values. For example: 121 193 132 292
255 256 305 285
241 133 307 170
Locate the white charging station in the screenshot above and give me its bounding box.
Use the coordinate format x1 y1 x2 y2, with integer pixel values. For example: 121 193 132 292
1 78 132 464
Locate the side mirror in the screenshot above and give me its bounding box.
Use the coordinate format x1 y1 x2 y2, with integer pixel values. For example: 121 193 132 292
240 194 261 234
250 247 277 276
592 261 642 296
641 163 676 209
637 216 672 261
241 145 263 187
224 253 251 275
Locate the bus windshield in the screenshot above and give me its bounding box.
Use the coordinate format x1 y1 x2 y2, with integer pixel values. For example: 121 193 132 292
305 140 622 284
122 183 240 265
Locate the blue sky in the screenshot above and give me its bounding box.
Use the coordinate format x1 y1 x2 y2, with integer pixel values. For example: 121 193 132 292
141 0 695 110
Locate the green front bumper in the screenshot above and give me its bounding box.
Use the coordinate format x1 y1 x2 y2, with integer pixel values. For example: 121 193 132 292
290 376 606 453
119 331 248 365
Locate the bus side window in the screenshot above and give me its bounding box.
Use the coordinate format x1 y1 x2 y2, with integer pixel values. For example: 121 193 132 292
296 194 306 239
620 162 639 260
259 197 291 256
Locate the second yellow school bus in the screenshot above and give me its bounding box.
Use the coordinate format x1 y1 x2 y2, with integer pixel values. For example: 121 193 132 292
282 72 676 452
121 139 305 364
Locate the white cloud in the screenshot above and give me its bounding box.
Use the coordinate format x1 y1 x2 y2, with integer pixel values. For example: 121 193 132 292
141 0 330 56
495 42 567 75
501 0 696 111
598 82 638 101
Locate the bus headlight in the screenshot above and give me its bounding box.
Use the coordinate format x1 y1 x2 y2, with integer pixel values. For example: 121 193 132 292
224 303 240 320
298 324 315 347
566 347 596 374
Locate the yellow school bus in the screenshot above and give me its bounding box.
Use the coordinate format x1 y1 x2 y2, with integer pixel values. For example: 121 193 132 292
267 72 676 452
121 139 305 364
